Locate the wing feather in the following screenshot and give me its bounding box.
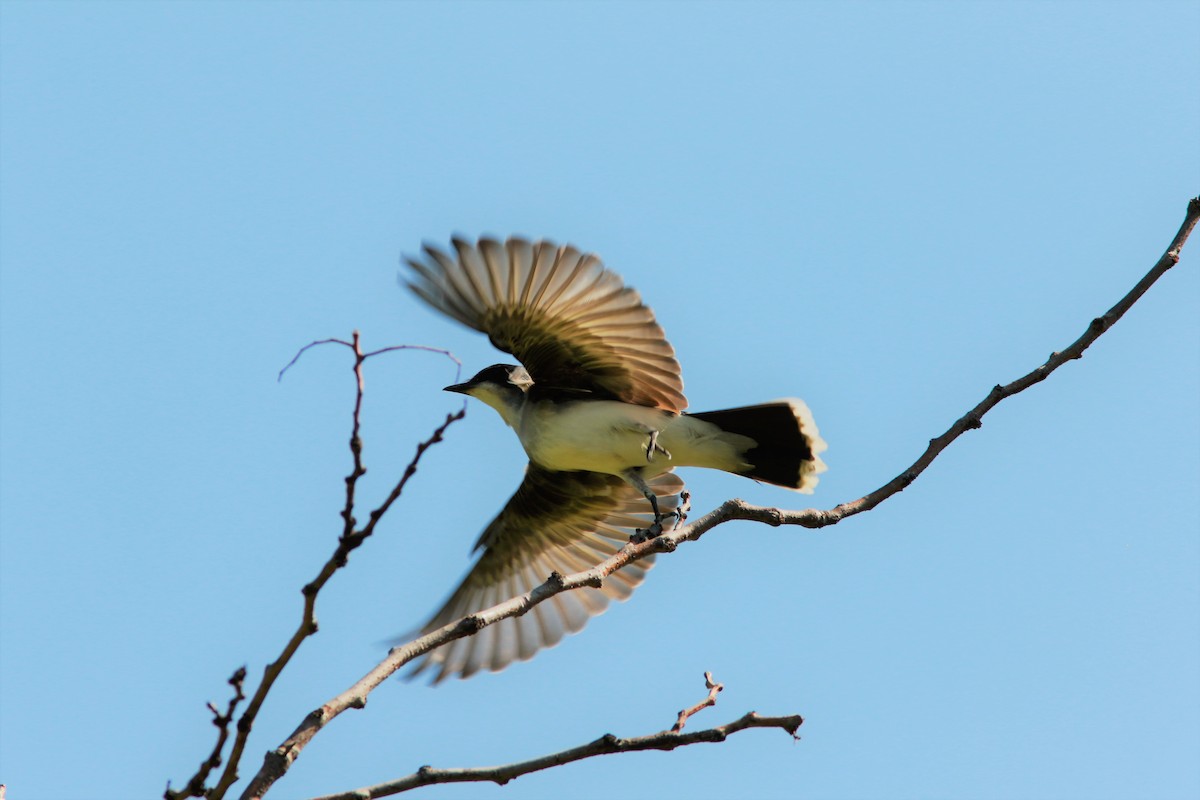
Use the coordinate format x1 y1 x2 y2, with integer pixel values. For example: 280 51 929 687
407 466 683 683
404 235 687 412
425 244 484 317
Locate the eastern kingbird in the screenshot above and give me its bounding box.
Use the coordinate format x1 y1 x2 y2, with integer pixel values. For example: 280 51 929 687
402 236 826 682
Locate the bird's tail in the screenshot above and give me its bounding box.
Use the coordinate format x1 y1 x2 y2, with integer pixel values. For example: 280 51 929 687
688 399 827 493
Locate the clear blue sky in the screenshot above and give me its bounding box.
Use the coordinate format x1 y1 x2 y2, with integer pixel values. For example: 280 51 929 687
2 2 1197 799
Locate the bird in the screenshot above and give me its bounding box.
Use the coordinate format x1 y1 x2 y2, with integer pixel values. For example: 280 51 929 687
401 235 827 683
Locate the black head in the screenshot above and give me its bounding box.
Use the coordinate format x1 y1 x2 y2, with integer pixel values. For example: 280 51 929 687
444 364 531 394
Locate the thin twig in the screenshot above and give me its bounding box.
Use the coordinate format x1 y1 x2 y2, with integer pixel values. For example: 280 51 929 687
363 344 462 378
308 711 804 800
673 671 724 732
277 338 352 382
277 338 461 383
237 197 1199 799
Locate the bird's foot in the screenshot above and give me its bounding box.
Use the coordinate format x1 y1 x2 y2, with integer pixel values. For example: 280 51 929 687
632 507 679 542
644 429 671 462
632 515 665 543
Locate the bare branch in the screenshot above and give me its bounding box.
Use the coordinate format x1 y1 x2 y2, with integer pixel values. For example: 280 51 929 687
673 671 724 732
166 336 465 800
214 407 463 799
165 668 248 799
307 709 802 800
672 195 1200 539
238 197 1199 798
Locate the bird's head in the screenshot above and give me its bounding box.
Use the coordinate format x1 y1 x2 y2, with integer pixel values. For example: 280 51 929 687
444 364 531 426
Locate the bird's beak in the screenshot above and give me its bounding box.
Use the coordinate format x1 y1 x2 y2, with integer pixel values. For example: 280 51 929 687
444 382 471 395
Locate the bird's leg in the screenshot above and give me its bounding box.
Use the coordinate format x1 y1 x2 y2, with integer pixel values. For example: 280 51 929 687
623 468 668 541
644 428 671 462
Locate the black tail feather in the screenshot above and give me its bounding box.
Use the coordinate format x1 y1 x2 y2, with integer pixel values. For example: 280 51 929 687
689 400 827 492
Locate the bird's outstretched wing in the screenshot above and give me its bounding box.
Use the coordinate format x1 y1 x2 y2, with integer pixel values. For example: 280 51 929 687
408 466 684 683
404 236 687 412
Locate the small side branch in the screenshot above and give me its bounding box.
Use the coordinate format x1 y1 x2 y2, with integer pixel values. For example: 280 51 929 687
673 671 724 732
308 709 801 800
164 667 247 800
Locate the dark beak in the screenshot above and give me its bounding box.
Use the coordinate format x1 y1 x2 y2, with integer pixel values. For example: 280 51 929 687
443 382 471 395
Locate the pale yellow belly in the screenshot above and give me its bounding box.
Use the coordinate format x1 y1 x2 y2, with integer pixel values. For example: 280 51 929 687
517 400 676 476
